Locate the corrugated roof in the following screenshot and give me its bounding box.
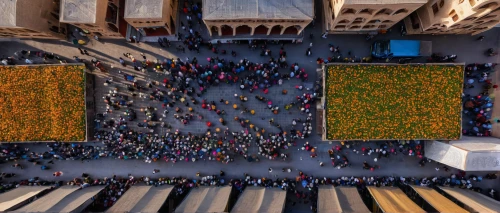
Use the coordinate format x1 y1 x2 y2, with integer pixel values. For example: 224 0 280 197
231 187 287 213
410 186 467 213
60 0 97 23
439 187 500 212
106 185 174 213
367 186 425 213
336 187 371 213
0 0 17 27
203 0 313 20
124 0 164 19
15 186 80 212
0 186 50 211
175 186 232 213
318 186 342 213
45 186 104 213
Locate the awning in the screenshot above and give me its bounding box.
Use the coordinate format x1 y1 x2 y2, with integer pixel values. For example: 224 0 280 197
15 186 80 212
175 186 232 213
410 186 467 213
106 185 173 213
439 187 500 212
367 186 425 213
0 186 50 211
231 187 287 213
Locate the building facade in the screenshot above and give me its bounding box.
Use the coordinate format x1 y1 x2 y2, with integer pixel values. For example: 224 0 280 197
323 0 427 33
60 0 123 38
124 0 177 37
405 0 500 35
0 0 66 39
202 0 313 39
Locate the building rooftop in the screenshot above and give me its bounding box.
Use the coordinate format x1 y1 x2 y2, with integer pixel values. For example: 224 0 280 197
124 0 164 19
60 0 97 23
0 0 17 27
344 0 427 4
203 0 313 20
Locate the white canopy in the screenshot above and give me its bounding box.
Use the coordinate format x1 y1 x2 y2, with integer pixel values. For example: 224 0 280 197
106 185 173 213
0 186 50 211
231 187 286 213
425 138 500 171
175 186 231 213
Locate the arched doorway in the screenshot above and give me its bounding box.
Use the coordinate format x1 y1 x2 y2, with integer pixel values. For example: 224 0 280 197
221 25 233 36
283 26 298 34
270 25 282 35
210 26 219 36
254 25 269 35
235 25 251 35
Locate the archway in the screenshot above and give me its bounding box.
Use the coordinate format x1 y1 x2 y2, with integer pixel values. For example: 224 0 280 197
235 25 251 35
210 26 219 36
283 26 298 34
221 25 233 36
254 25 269 35
270 25 282 35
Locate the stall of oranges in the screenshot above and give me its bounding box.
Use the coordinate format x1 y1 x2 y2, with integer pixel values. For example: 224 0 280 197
0 65 86 142
325 64 463 140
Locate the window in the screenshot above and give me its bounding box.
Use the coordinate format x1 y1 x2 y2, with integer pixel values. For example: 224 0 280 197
378 25 387 29
432 3 439 14
358 8 373 15
334 25 346 29
363 25 375 29
341 8 356 14
338 19 350 24
393 9 408 15
368 19 380 23
349 25 360 29
353 18 365 23
459 0 464 4
439 0 444 7
478 2 499 10
375 8 393 16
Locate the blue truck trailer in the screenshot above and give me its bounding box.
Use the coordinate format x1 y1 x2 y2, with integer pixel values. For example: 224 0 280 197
371 40 432 59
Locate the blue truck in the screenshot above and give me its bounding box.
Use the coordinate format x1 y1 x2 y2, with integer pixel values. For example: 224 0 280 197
371 40 432 59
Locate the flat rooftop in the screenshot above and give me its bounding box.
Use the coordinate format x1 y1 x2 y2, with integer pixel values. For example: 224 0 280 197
60 0 97 23
124 0 164 19
203 0 313 20
324 64 463 140
0 0 16 27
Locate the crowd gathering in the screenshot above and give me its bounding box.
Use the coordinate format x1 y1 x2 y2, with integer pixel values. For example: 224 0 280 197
463 63 498 137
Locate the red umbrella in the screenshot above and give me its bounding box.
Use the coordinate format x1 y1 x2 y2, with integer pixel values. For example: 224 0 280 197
202 103 207 109
206 121 212 127
370 167 374 171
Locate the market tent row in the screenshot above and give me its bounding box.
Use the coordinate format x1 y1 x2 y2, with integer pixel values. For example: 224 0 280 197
367 186 425 213
438 187 500 212
231 187 287 213
0 186 51 211
409 186 467 213
106 185 174 213
174 186 232 213
13 186 104 213
425 137 500 171
317 186 370 213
